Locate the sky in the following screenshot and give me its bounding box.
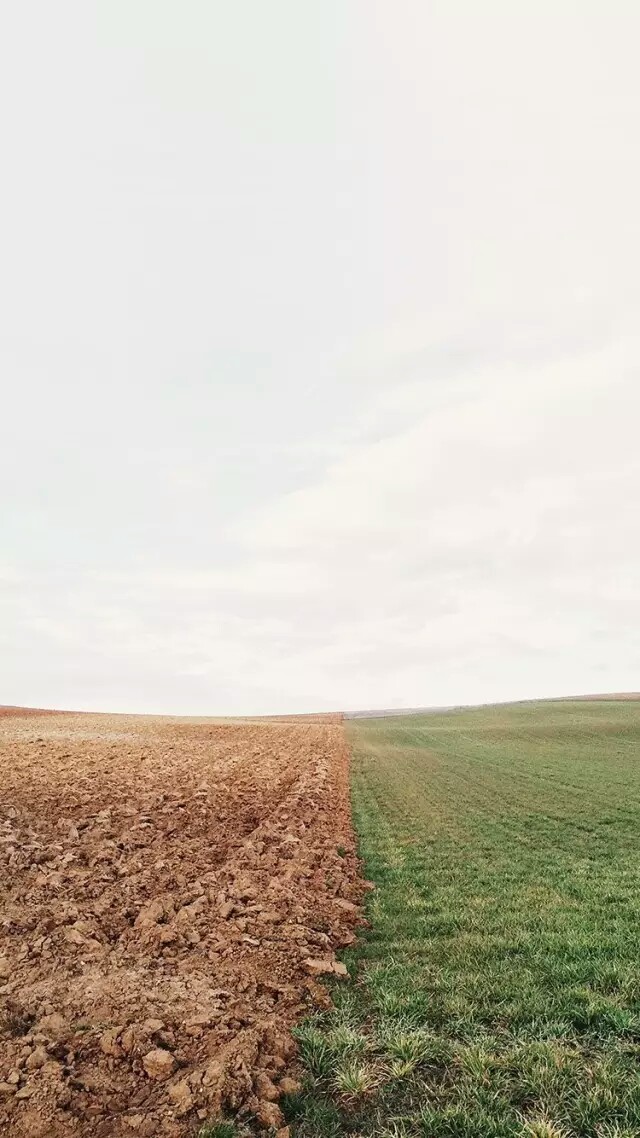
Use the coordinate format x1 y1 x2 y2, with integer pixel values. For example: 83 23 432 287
2 1 640 715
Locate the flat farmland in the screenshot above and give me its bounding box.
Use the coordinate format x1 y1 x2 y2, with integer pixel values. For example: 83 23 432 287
292 702 640 1138
0 712 364 1138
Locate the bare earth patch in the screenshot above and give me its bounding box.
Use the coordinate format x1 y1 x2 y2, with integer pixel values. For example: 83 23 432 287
0 712 365 1137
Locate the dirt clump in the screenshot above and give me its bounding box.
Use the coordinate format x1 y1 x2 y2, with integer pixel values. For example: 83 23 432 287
0 712 365 1136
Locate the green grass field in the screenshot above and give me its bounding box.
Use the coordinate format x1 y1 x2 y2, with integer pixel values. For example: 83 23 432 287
286 701 640 1138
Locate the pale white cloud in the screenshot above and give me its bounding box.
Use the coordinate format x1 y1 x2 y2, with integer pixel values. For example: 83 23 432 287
5 325 640 713
2 2 640 713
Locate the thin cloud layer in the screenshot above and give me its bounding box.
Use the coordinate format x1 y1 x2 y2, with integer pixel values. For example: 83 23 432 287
2 3 640 713
3 327 640 714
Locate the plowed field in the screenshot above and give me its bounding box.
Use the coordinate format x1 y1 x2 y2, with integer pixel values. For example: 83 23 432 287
0 712 365 1138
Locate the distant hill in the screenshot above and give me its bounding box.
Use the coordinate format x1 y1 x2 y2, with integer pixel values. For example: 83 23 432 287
346 693 640 719
0 704 68 717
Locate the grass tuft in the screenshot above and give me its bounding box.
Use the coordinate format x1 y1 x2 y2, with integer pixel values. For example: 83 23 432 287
197 1122 244 1138
522 1120 572 1138
293 1023 334 1080
332 1057 378 1097
325 1023 369 1057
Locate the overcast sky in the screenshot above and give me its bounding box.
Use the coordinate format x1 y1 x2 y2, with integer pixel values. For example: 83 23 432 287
2 2 640 715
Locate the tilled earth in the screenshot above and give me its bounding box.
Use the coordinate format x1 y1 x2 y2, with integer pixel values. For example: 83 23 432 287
0 711 366 1137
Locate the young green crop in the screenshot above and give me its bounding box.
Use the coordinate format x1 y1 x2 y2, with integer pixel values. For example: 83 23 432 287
287 700 640 1138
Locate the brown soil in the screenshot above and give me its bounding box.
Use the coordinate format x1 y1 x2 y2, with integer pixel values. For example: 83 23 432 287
0 712 366 1137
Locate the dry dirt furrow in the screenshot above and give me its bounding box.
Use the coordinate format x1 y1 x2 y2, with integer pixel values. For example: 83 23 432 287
0 713 366 1138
